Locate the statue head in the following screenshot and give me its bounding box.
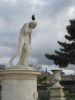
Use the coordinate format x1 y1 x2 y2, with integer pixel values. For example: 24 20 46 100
29 15 37 29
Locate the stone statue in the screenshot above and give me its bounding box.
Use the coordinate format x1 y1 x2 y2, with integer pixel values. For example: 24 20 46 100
9 15 37 66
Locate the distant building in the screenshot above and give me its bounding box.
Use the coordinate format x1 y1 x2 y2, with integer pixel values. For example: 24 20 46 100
61 75 75 92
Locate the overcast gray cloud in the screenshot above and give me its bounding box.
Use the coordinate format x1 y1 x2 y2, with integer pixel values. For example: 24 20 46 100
0 0 75 68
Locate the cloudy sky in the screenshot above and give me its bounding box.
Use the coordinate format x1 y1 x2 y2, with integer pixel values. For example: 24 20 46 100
0 0 75 68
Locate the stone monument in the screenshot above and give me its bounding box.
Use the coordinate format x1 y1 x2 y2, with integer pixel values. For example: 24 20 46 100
0 15 40 100
50 67 65 100
9 15 37 67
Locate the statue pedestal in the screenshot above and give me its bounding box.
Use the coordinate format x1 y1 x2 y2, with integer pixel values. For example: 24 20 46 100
50 85 65 100
0 66 40 100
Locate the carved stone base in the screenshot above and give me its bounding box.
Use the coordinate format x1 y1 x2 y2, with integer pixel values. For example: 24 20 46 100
0 66 40 100
50 85 65 100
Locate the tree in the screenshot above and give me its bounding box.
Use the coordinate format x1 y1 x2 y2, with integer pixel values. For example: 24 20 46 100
45 19 75 67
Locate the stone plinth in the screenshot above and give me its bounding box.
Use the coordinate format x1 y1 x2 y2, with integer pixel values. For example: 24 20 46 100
0 66 40 100
50 85 65 100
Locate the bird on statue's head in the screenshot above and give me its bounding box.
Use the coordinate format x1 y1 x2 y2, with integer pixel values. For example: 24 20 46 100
29 15 37 29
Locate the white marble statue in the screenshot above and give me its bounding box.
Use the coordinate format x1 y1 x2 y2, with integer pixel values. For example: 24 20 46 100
9 15 37 66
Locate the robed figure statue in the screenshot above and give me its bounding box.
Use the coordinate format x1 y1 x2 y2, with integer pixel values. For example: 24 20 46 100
9 15 37 66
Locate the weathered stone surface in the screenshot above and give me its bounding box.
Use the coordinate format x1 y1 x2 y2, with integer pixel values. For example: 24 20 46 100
50 87 65 100
50 68 65 100
0 67 40 100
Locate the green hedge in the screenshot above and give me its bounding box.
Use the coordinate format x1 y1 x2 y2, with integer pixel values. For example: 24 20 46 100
65 91 75 100
38 90 50 100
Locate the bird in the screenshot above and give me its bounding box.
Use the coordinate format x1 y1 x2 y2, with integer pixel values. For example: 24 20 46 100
32 15 35 20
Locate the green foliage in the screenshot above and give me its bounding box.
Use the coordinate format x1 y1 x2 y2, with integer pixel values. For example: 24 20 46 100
65 91 75 100
45 19 75 67
37 72 52 85
38 90 50 100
